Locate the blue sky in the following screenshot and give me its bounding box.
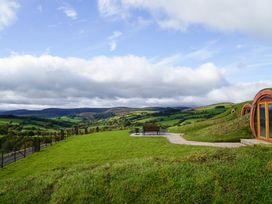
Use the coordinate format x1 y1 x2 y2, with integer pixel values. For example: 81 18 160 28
0 0 272 109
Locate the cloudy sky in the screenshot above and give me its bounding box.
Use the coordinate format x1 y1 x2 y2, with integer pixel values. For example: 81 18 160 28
0 0 272 110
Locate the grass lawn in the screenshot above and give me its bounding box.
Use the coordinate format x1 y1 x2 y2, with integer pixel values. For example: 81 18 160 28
0 131 206 179
1 130 272 203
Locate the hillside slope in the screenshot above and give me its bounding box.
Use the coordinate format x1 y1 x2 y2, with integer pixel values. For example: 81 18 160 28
169 102 253 142
0 131 272 204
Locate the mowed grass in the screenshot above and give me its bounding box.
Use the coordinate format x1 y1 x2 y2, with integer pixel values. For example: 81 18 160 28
1 131 272 203
0 131 206 179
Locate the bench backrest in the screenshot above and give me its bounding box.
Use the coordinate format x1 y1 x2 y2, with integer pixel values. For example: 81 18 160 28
143 124 160 132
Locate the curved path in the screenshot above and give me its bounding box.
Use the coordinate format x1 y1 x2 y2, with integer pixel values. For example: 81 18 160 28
131 133 245 148
164 133 244 148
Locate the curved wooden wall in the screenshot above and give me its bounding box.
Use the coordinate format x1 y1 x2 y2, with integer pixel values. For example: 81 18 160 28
250 88 272 137
241 103 252 116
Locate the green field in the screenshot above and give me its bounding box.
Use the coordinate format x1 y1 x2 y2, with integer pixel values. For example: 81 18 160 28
54 116 83 123
90 104 231 131
0 118 23 125
0 131 272 203
0 104 235 136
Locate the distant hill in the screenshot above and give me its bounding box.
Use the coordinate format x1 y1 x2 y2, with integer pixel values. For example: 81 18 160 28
0 107 189 118
1 108 108 118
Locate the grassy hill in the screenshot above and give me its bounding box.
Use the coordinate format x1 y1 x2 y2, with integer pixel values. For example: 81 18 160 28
0 107 169 119
0 115 78 135
169 102 253 142
0 131 272 203
91 105 228 130
0 102 267 203
1 108 109 118
50 102 252 143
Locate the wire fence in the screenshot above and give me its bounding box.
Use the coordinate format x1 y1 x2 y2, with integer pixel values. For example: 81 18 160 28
0 126 93 168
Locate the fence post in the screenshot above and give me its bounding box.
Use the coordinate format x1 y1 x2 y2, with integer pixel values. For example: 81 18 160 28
1 151 3 168
33 138 41 152
14 148 16 162
32 138 34 153
75 126 79 135
24 138 26 157
61 129 65 140
44 136 46 147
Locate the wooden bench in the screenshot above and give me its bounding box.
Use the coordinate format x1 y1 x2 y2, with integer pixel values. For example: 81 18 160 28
143 124 160 135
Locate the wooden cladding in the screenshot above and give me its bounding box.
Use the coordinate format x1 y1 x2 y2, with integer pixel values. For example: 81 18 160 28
241 103 252 116
250 88 272 142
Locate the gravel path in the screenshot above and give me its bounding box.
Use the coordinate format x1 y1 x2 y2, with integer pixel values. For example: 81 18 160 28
131 133 245 148
165 133 245 148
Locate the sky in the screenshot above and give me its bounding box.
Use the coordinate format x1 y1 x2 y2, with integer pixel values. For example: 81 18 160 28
0 0 272 110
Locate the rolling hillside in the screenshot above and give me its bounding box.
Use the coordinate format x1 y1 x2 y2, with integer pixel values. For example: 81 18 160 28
0 102 253 142
0 131 272 203
0 115 77 134
1 107 184 118
169 102 253 142
1 108 109 118
0 102 266 204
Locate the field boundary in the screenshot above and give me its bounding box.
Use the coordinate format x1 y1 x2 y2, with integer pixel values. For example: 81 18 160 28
0 128 94 168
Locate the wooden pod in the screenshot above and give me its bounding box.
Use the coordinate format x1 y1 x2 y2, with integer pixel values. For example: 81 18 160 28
250 88 272 137
241 103 252 116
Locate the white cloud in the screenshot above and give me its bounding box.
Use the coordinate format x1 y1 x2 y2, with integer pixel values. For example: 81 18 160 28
108 31 123 40
58 4 77 20
98 0 128 19
206 81 272 104
0 53 270 109
98 0 272 37
182 41 219 61
109 41 117 51
0 0 19 30
0 54 231 108
108 31 123 51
